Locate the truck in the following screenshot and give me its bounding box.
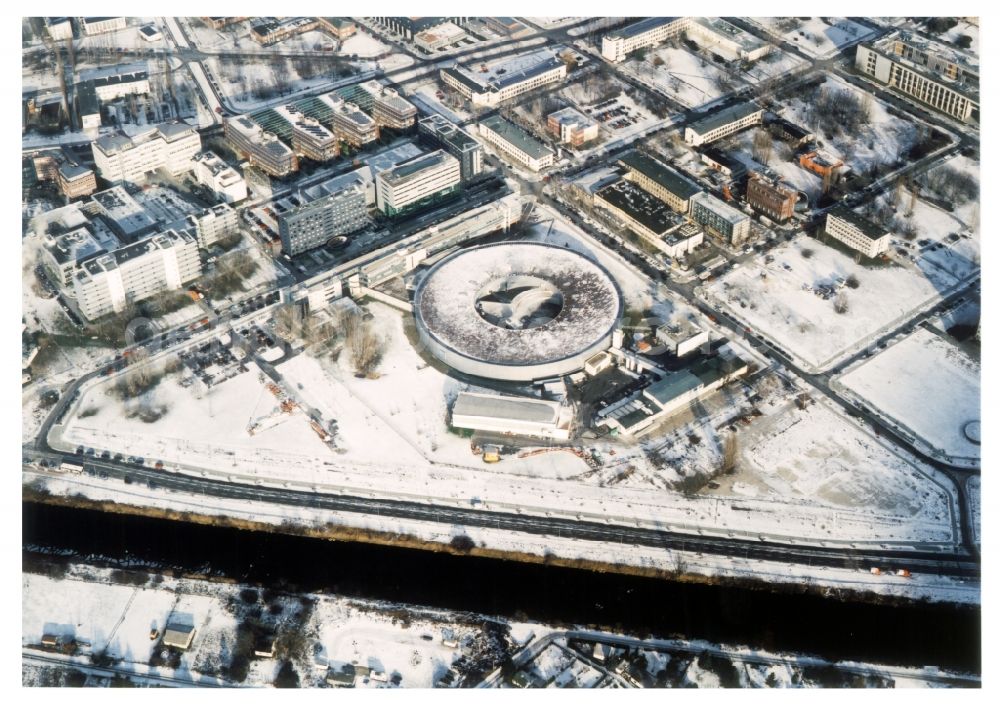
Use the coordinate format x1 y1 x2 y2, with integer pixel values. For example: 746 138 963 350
482 445 501 463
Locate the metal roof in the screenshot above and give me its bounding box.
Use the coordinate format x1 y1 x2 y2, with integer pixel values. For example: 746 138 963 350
619 151 701 200
453 392 559 424
687 101 762 137
827 205 890 240
480 115 554 161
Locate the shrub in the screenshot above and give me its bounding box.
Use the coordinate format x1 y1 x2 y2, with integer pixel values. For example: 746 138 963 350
450 535 475 553
801 248 814 259
846 274 860 289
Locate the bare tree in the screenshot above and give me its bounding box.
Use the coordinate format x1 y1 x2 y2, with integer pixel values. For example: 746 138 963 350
720 433 739 475
834 291 849 314
752 129 773 165
348 319 384 377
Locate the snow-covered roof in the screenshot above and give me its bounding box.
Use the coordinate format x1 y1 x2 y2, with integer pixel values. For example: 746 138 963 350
414 242 622 368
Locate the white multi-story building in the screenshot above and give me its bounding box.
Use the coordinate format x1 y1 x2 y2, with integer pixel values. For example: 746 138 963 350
224 114 298 177
80 63 150 102
92 122 202 184
824 207 891 258
684 101 763 146
375 150 461 217
73 230 202 320
601 17 688 62
441 51 567 107
602 17 769 63
80 16 127 36
855 33 979 123
547 107 599 146
187 203 239 249
192 151 247 204
478 115 555 172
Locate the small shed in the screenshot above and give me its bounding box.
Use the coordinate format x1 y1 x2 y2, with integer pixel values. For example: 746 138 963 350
254 635 277 658
162 624 196 651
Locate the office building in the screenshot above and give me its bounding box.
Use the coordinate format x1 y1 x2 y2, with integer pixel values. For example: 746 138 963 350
601 17 688 62
317 17 356 40
685 18 770 62
57 162 98 199
192 151 247 204
594 180 704 258
440 50 567 107
855 33 978 122
547 107 599 146
618 150 702 213
602 17 769 63
277 180 369 256
291 115 340 162
418 114 483 182
375 150 461 217
329 100 379 147
92 122 202 183
414 21 467 52
43 224 119 287
187 203 239 249
478 115 555 171
249 17 318 45
225 114 298 177
824 206 891 258
45 17 73 41
81 17 127 36
685 102 763 146
484 17 531 37
73 229 202 320
746 173 797 222
365 84 418 131
201 17 247 29
689 192 751 245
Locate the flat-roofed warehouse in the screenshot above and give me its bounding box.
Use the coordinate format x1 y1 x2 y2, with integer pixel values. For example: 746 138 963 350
451 392 571 439
413 242 622 381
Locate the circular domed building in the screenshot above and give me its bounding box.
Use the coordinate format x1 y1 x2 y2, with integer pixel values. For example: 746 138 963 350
413 242 623 381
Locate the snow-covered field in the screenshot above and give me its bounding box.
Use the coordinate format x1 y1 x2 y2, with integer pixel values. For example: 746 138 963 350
708 400 956 538
837 328 980 463
753 17 875 59
925 154 980 230
741 50 809 84
339 30 392 58
25 565 973 687
936 20 979 58
22 566 494 688
703 234 957 372
621 47 747 109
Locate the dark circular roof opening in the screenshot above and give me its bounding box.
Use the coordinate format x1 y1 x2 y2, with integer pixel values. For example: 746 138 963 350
474 274 564 330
